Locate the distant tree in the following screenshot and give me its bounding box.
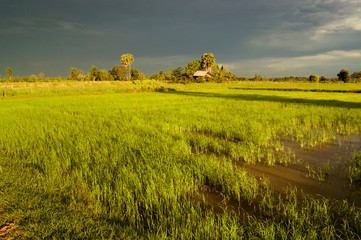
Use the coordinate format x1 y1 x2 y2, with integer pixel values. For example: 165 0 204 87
150 73 159 80
320 76 327 82
38 72 44 80
309 75 320 83
139 73 146 80
6 67 12 78
211 64 237 83
131 68 140 80
350 71 361 80
69 67 84 81
169 67 183 82
109 65 127 80
337 69 350 83
212 65 224 82
288 76 296 82
88 66 99 81
183 60 201 80
120 54 134 80
30 74 38 82
97 69 113 81
3 67 13 97
150 71 168 81
253 74 262 81
159 71 167 80
201 53 215 72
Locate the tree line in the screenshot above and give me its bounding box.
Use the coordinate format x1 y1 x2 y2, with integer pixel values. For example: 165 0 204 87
70 53 239 83
2 53 361 84
241 69 361 83
150 53 238 83
306 69 360 83
68 54 145 81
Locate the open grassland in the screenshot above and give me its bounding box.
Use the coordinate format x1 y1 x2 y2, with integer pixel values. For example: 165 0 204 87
1 83 361 239
0 80 165 98
234 81 361 92
2 80 361 98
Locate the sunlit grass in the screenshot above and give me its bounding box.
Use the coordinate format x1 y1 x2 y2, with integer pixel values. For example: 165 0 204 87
0 84 361 238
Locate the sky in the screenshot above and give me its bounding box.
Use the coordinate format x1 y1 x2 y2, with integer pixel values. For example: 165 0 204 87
1 0 361 78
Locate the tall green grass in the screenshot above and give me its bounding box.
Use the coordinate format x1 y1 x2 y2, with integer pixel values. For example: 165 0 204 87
0 86 361 238
349 153 361 185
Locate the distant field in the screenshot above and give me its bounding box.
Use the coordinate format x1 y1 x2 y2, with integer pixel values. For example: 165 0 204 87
236 81 361 91
1 83 361 239
2 80 361 98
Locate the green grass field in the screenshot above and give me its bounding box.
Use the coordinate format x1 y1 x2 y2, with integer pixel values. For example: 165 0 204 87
1 82 361 239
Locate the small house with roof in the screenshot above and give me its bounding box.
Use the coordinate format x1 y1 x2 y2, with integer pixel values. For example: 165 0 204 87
193 71 212 80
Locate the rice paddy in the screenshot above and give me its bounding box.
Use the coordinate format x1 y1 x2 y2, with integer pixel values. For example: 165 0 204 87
0 82 361 239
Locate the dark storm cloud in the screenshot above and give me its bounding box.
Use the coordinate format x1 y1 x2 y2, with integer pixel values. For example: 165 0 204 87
1 0 361 77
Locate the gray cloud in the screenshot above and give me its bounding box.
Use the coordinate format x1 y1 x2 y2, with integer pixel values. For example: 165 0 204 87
245 0 361 57
224 49 361 77
1 0 361 77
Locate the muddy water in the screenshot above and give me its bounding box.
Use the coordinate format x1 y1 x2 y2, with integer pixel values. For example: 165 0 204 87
199 187 258 216
242 135 361 206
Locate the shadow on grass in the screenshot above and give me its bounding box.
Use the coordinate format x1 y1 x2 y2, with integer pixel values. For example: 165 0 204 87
162 91 361 109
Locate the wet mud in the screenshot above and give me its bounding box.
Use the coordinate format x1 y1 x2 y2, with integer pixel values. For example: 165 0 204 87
242 135 361 206
198 187 256 215
198 135 361 217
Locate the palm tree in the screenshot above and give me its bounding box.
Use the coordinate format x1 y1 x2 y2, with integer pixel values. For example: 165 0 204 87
121 54 134 80
201 53 215 73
